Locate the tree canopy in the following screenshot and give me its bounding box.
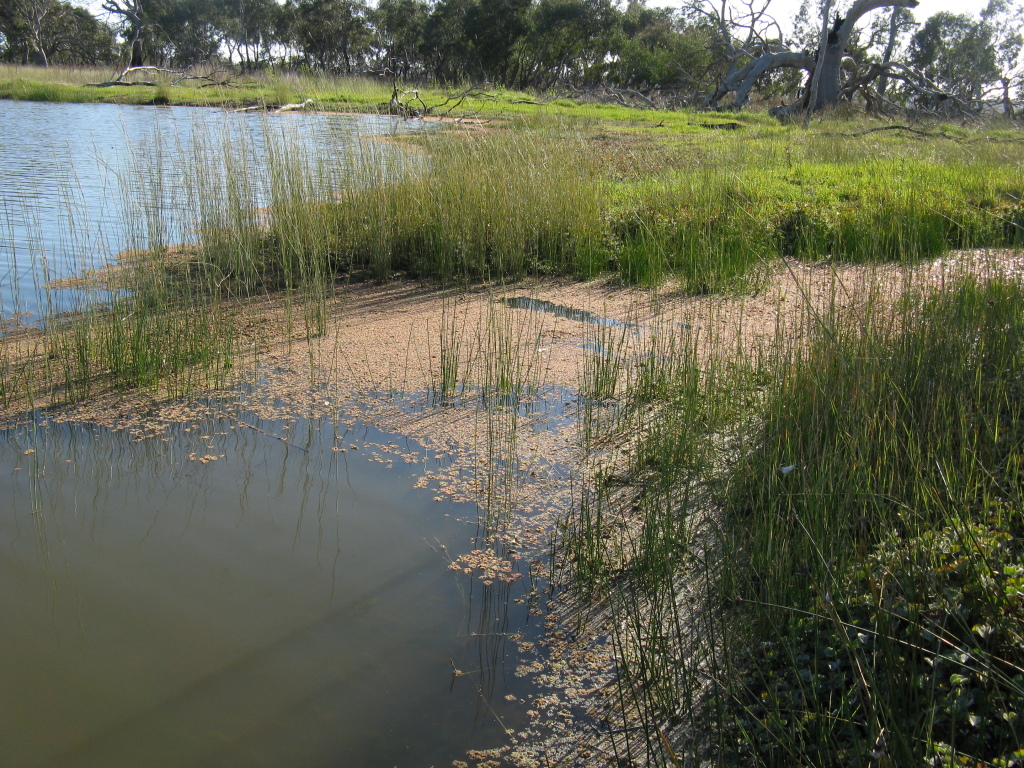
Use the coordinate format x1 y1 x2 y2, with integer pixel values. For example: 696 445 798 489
0 0 1020 116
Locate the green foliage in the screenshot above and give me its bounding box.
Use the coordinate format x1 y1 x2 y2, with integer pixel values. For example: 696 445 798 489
560 271 1024 766
909 12 999 103
740 519 1024 767
725 276 1024 765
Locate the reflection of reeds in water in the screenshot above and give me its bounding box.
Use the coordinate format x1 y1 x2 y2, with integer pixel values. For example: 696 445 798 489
431 294 470 401
475 298 548 531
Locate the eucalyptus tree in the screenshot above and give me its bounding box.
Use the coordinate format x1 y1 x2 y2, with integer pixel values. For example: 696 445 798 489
218 0 282 68
701 0 968 114
419 0 470 82
282 0 372 72
1 0 73 64
907 12 998 106
981 0 1023 114
0 0 115 64
101 0 146 64
463 0 532 81
517 0 618 87
370 0 428 78
867 4 915 100
612 3 717 92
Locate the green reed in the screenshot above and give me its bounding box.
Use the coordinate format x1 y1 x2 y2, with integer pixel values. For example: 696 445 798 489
560 266 1024 767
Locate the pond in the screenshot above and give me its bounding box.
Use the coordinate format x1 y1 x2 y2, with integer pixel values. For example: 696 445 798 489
0 100 423 316
0 102 547 767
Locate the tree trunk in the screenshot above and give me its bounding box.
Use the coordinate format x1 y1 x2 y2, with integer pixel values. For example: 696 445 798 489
812 0 918 112
130 28 144 67
875 6 902 99
811 41 844 111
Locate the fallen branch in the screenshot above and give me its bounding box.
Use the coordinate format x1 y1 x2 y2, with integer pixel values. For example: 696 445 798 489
818 124 1024 143
275 98 315 113
89 65 235 88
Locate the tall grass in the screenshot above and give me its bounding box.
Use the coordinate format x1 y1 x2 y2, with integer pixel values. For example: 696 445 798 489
723 274 1024 766
560 269 1024 766
177 118 1024 302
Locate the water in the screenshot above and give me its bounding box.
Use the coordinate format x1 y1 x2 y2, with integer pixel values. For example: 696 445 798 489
499 297 636 329
0 103 546 767
0 100 424 316
0 409 542 767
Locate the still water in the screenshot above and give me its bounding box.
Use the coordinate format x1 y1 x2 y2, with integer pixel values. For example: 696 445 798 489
0 100 421 315
0 409 540 767
0 103 542 767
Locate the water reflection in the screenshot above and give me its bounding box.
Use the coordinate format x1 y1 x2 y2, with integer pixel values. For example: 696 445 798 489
0 101 426 316
0 405 543 768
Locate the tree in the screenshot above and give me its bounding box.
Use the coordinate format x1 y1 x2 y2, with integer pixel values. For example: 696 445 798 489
518 0 617 88
866 5 915 101
1 0 115 64
981 0 1024 115
217 0 282 68
463 0 532 82
702 0 922 113
908 12 998 105
612 3 717 92
1 0 71 64
370 0 428 78
102 0 146 65
150 0 226 66
420 0 472 83
283 0 372 73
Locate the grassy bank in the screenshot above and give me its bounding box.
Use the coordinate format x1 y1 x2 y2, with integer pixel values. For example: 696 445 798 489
561 268 1024 766
4 116 1021 413
190 118 1024 294
0 63 756 124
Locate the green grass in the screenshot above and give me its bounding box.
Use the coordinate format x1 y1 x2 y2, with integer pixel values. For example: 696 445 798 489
3 107 1024 421
561 270 1024 767
724 275 1024 766
173 116 1024 296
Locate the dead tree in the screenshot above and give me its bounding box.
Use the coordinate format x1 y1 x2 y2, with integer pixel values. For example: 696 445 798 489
102 0 146 67
705 0 921 114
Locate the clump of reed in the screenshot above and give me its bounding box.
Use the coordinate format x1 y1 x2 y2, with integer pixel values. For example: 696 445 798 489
105 116 1024 316
5 110 1024 429
559 268 1024 767
721 273 1024 767
319 127 608 283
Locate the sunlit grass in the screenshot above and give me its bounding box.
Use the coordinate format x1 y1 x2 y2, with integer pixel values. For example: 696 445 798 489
559 265 1024 766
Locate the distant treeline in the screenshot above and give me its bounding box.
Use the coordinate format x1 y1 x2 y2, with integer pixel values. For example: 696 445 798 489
1 0 1021 115
0 0 723 92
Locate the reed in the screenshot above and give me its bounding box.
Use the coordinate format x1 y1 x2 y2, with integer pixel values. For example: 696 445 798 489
559 265 1024 767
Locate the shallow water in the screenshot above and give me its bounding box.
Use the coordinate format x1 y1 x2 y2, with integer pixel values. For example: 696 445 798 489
0 407 542 767
499 297 636 329
0 100 422 316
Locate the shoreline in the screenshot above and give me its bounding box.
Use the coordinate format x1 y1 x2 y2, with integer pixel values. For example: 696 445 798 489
8 250 1022 765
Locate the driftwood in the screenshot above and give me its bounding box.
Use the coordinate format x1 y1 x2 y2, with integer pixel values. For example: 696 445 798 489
89 65 234 88
385 84 507 118
818 124 1024 143
231 98 317 114
275 98 315 113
